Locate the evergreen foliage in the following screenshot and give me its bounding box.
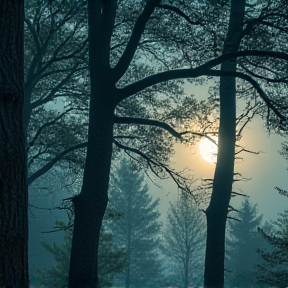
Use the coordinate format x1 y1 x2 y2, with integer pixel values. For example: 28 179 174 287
162 192 206 288
257 188 288 288
108 158 163 288
36 221 125 288
226 198 264 287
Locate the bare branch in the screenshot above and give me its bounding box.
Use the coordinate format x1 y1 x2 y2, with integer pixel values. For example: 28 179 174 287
27 108 74 151
227 216 241 222
231 191 249 197
113 139 194 194
112 0 161 82
114 116 218 142
157 4 202 26
28 142 87 186
118 67 286 124
31 63 81 109
117 50 288 102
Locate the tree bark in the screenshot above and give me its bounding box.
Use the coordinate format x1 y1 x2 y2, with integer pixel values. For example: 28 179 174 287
68 1 117 287
0 1 29 287
204 1 245 287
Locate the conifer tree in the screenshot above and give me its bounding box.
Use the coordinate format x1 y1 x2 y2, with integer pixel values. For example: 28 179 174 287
226 198 264 287
162 192 206 288
257 188 288 288
108 158 163 288
36 221 125 288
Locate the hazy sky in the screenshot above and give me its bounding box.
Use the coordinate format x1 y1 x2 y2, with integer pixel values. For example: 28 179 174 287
29 82 287 280
149 83 288 223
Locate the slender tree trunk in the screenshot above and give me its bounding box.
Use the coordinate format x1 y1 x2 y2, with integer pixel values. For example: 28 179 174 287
0 1 29 287
204 1 245 287
68 1 117 287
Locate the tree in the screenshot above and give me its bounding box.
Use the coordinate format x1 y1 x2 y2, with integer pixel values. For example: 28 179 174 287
257 188 288 288
202 0 287 286
36 221 125 288
67 0 288 287
108 158 163 288
0 1 29 287
23 2 208 286
162 192 206 288
203 1 245 286
24 0 89 186
226 199 264 287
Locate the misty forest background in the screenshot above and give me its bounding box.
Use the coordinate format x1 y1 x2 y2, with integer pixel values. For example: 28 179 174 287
0 0 287 288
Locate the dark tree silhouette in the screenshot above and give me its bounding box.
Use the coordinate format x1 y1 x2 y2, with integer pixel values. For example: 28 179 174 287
0 1 29 287
36 221 125 288
108 158 163 288
257 188 288 288
226 199 264 287
67 1 288 287
204 1 245 286
162 192 206 288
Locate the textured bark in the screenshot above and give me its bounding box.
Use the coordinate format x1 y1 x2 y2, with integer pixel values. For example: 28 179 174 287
0 1 29 287
204 1 245 287
68 0 117 287
68 0 161 287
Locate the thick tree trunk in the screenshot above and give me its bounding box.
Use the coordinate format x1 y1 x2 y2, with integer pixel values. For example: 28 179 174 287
204 1 245 287
68 106 114 287
0 1 29 287
68 1 117 287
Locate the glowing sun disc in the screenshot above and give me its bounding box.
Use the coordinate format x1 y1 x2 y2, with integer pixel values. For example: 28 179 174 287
199 136 218 164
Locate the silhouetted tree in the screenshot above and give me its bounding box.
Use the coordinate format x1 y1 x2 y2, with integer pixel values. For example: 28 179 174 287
36 221 125 288
257 188 288 288
162 192 206 288
108 158 163 288
68 1 288 287
24 0 89 185
0 1 29 286
226 199 264 287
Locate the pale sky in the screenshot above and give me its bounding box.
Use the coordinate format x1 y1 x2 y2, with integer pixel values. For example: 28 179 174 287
149 110 287 225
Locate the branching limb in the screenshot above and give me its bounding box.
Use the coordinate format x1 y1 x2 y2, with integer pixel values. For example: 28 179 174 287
31 63 81 109
113 139 194 195
28 142 87 186
231 191 249 197
236 105 258 139
235 146 261 155
117 50 288 104
228 205 239 213
227 216 241 222
157 4 202 26
114 116 217 142
114 116 187 139
27 108 74 152
112 0 161 82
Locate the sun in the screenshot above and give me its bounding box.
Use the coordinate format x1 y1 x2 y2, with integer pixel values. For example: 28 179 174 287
199 136 218 164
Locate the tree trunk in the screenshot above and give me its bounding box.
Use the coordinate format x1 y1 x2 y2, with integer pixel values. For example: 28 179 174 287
204 1 245 287
0 1 29 287
68 1 117 287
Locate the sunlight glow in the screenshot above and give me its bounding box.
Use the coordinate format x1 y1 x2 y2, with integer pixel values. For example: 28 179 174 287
199 136 218 164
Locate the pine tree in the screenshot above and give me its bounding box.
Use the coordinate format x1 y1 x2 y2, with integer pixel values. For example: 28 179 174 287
108 158 163 288
36 221 125 288
226 198 264 287
162 192 206 288
257 188 288 288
